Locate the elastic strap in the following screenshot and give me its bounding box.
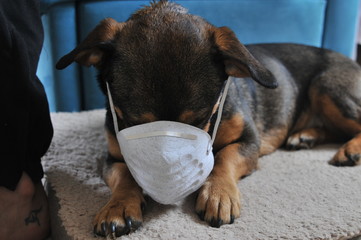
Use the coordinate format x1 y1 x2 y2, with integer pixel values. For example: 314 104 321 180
210 76 233 144
106 82 119 133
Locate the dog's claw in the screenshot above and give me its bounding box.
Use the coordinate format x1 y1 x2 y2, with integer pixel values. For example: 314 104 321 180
101 217 143 237
93 190 145 237
110 222 116 233
93 224 105 237
230 215 235 224
127 217 142 232
126 217 132 228
101 222 107 235
196 211 205 221
93 222 106 237
106 221 130 237
93 216 142 238
141 202 146 212
210 218 223 228
329 153 360 167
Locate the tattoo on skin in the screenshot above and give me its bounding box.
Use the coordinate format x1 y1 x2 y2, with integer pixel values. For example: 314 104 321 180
24 205 42 226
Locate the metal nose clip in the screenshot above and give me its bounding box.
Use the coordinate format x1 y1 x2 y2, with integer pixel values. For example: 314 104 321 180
125 131 197 140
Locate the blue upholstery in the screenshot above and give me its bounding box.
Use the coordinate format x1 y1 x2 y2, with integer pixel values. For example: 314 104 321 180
323 0 360 57
39 1 80 112
37 0 360 112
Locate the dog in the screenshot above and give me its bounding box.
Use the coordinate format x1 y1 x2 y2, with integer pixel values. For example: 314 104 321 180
56 0 361 237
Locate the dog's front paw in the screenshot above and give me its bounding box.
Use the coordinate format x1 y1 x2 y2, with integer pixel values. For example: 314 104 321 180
195 176 241 228
93 193 145 238
285 128 322 150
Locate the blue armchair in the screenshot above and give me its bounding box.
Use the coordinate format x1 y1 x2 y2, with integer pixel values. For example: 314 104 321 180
37 0 360 112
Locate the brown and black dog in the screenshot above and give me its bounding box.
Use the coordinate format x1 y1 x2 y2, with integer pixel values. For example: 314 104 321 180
56 0 361 238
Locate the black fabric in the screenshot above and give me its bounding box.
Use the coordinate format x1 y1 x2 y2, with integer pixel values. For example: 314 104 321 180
0 0 53 190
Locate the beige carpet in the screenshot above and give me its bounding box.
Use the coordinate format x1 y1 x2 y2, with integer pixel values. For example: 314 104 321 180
42 109 361 240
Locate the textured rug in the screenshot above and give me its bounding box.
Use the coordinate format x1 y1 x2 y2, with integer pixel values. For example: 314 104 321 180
42 109 361 240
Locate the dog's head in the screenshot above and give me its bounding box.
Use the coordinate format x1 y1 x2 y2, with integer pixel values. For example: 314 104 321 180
57 1 277 130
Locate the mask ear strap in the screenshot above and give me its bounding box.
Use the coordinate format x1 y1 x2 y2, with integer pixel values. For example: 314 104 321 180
209 76 233 147
106 82 120 133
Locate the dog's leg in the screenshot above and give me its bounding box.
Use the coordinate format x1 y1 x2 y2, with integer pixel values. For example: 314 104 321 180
285 95 361 165
260 127 289 155
93 130 145 237
195 143 258 227
309 78 361 166
313 94 361 166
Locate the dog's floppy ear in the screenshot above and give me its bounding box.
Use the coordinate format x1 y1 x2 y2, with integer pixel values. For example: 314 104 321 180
56 18 124 69
213 26 278 89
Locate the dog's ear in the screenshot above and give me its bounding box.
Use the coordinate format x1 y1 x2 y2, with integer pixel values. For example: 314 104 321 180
213 26 278 89
56 18 123 69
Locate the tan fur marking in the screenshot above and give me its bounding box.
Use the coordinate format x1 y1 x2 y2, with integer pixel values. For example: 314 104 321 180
180 101 219 131
212 101 220 115
139 112 157 123
178 110 196 124
94 18 123 42
213 28 235 52
213 114 244 151
202 100 219 132
290 109 313 133
286 127 331 150
260 127 288 156
213 143 255 179
76 50 104 67
72 18 124 67
316 95 361 136
105 163 138 193
106 128 123 160
106 163 123 192
224 60 250 78
293 128 325 140
203 122 211 133
213 26 257 78
128 112 157 124
115 107 123 119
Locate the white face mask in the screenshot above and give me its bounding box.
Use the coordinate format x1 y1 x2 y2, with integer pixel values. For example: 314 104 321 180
106 77 232 204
